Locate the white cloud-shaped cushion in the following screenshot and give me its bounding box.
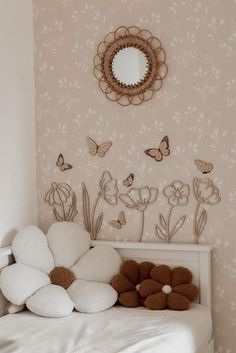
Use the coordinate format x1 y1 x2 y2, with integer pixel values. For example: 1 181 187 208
47 222 90 268
0 264 50 305
71 246 122 283
12 225 54 274
26 284 74 318
68 280 118 313
0 223 122 317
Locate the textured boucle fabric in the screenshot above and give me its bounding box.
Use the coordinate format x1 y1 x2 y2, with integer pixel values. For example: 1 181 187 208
50 267 75 289
139 265 199 311
112 260 155 307
0 223 122 317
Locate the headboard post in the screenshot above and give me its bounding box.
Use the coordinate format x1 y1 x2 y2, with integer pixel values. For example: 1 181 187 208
199 251 212 310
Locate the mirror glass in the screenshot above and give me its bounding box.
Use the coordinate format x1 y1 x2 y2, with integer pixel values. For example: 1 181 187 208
112 47 149 85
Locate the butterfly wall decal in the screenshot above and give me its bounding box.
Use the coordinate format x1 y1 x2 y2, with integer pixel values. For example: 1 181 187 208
144 136 170 162
123 173 134 188
194 159 214 174
56 153 72 171
109 211 126 230
87 137 112 158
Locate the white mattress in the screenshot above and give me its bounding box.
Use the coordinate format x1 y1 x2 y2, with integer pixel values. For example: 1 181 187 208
0 304 212 353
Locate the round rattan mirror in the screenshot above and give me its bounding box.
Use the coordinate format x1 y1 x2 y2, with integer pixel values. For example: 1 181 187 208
112 47 149 85
93 26 168 106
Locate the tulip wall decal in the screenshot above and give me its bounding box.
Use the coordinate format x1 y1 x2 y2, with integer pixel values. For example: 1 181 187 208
119 186 158 242
82 171 119 239
45 182 78 222
192 177 221 243
155 180 190 243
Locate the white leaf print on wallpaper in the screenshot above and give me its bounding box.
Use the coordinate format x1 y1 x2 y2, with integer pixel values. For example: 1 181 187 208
34 0 236 351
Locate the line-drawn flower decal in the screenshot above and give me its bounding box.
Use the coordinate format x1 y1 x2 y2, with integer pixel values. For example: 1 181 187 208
82 171 118 240
163 181 189 207
45 182 78 222
193 177 221 204
119 186 158 242
98 171 119 205
155 180 190 243
192 177 221 243
45 183 71 205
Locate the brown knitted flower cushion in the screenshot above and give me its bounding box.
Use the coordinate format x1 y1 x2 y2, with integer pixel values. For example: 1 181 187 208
111 260 155 307
139 265 199 310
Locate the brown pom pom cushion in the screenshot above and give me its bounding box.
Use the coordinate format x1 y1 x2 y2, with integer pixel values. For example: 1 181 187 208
111 260 155 307
139 265 199 310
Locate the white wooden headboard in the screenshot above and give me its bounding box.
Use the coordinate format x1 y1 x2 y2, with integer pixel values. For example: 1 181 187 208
92 241 212 310
0 242 212 310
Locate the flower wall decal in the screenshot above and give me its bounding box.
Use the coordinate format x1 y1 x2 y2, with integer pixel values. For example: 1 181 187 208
192 177 221 244
119 186 158 242
99 171 119 205
45 182 78 222
155 180 190 243
82 171 118 240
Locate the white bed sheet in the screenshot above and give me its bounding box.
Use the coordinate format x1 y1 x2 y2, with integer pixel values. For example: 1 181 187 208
0 304 212 353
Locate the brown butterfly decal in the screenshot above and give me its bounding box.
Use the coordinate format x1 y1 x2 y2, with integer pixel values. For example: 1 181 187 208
194 159 214 174
56 153 72 171
109 211 126 230
87 137 112 158
144 136 170 162
123 173 134 188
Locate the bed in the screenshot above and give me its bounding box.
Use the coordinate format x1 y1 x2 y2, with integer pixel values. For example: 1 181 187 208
0 241 213 353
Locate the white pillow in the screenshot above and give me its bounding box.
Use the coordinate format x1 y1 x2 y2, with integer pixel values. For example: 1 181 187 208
47 222 91 268
12 225 54 274
0 263 50 305
26 284 74 318
68 280 118 313
0 223 122 317
71 245 122 283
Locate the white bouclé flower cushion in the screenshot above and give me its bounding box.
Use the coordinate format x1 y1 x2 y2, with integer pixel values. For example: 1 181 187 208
68 280 118 314
0 222 122 317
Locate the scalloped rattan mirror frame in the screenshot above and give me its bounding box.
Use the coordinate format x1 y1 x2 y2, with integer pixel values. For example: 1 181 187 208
93 26 168 106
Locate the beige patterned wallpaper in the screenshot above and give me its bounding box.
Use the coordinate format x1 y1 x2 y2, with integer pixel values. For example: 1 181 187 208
33 0 236 351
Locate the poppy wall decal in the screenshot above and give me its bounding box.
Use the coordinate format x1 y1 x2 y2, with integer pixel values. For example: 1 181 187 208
119 186 158 242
